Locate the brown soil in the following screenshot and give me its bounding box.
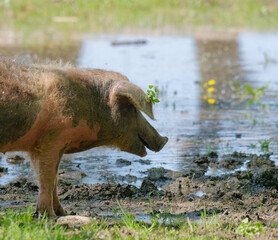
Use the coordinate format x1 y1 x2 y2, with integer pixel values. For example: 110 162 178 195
0 152 278 239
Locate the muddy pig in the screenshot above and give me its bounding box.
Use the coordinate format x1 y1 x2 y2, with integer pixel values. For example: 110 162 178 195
0 60 168 217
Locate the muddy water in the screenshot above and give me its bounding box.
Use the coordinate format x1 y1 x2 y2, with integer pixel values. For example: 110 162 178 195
0 33 277 187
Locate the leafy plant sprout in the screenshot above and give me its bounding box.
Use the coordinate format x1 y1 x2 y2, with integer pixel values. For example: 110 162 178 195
244 83 269 111
146 85 160 104
232 82 269 114
259 139 271 153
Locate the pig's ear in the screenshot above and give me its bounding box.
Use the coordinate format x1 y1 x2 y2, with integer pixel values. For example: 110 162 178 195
111 81 154 120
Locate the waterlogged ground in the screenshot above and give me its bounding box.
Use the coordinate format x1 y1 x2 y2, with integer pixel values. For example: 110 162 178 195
0 32 278 238
1 32 277 186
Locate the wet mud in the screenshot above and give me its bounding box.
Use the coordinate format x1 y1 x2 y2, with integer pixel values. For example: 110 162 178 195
1 152 277 238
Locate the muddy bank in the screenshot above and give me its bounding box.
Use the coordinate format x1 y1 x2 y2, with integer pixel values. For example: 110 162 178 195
1 152 277 235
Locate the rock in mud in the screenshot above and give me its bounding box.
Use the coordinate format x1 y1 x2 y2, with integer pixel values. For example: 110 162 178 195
56 215 92 228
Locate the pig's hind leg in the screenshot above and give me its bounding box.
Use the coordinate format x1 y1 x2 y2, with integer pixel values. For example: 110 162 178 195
30 142 65 218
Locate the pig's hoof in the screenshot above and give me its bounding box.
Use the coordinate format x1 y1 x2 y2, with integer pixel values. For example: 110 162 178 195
54 205 67 216
55 209 67 217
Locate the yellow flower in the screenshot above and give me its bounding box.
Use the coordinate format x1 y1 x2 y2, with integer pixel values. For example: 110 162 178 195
203 95 207 100
203 83 207 88
208 79 216 85
207 87 214 92
208 98 216 104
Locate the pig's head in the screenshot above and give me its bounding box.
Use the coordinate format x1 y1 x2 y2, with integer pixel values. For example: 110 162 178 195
108 81 168 157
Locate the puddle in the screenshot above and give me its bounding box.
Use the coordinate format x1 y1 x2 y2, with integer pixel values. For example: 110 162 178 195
98 208 220 225
0 33 277 187
193 190 206 197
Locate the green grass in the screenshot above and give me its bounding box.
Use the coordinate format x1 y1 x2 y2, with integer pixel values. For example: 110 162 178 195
0 207 67 239
0 206 271 240
1 0 278 45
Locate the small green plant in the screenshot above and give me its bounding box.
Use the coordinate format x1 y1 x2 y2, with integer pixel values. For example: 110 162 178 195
201 204 207 223
248 144 256 149
245 83 269 111
146 85 160 104
205 142 212 155
116 200 136 227
235 218 265 237
148 191 163 227
260 139 271 152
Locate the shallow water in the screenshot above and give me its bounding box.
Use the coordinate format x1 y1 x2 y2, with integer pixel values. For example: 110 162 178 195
0 33 278 187
99 210 216 225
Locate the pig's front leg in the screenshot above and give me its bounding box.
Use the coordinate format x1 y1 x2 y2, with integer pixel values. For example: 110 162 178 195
30 139 66 218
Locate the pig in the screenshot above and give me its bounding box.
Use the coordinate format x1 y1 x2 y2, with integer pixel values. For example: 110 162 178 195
0 60 168 217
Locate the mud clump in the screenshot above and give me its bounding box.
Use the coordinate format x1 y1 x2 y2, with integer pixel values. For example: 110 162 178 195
235 171 253 180
143 167 184 183
5 177 38 192
252 168 278 189
6 154 25 164
218 158 243 170
61 182 140 201
134 159 151 165
246 154 275 169
143 167 170 182
245 154 278 189
59 171 87 180
193 155 209 168
117 174 137 184
231 151 248 158
140 179 158 195
116 158 132 167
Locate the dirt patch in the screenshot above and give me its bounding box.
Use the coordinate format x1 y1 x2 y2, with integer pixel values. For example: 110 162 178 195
0 152 277 238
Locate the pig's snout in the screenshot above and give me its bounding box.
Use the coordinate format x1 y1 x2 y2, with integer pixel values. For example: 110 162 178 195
139 133 168 153
138 112 168 153
156 135 168 152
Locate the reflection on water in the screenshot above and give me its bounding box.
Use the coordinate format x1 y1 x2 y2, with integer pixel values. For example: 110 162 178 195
0 33 277 187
